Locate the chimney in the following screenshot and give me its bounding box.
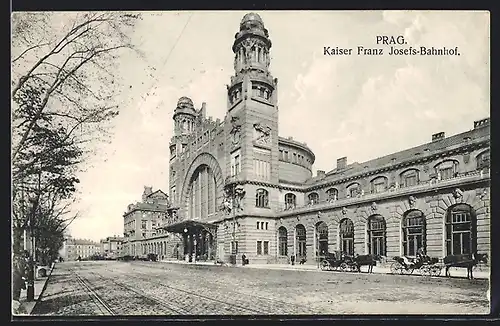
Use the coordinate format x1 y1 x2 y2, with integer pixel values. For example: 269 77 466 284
337 157 347 170
474 118 490 129
200 102 207 119
432 132 445 142
317 170 326 178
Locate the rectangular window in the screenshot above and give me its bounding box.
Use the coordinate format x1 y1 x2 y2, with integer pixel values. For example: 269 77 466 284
405 175 417 187
257 241 262 255
256 222 260 230
264 241 269 255
260 222 264 229
440 167 454 180
231 241 238 254
284 151 289 161
279 150 283 160
231 151 241 177
349 187 358 197
293 153 297 163
265 222 268 230
372 181 386 193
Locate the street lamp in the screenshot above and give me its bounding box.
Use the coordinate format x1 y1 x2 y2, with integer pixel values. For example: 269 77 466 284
222 181 245 264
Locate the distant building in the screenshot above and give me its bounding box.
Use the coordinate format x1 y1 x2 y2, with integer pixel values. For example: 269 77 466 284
62 236 100 261
100 236 124 259
122 187 175 258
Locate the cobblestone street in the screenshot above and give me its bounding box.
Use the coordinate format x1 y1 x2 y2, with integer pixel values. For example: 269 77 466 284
31 261 489 316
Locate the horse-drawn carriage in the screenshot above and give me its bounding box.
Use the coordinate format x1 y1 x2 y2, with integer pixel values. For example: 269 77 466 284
390 255 441 276
320 251 377 273
390 252 488 279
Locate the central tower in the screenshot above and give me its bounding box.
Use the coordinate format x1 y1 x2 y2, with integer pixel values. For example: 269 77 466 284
224 13 280 259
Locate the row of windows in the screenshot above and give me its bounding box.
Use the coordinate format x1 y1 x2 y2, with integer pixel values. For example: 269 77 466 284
278 204 476 258
254 159 271 181
279 149 312 166
297 156 490 206
252 85 272 101
256 221 269 230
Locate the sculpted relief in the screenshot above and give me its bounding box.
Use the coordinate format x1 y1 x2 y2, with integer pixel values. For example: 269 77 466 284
253 122 271 145
230 116 242 146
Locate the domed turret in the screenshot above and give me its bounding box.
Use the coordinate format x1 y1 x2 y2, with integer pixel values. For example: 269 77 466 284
173 96 197 136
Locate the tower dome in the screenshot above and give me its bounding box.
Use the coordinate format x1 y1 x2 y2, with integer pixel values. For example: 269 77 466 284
241 12 263 26
176 96 195 110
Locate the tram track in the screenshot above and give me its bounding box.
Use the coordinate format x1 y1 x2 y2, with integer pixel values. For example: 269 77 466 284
74 272 115 315
86 270 188 314
111 263 321 314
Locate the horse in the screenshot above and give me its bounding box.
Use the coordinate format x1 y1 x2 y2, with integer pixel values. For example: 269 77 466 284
443 252 488 280
353 254 377 273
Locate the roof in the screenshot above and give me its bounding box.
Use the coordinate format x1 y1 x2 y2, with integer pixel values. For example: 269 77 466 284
305 123 490 186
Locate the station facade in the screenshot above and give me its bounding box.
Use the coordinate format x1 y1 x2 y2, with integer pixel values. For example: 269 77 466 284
123 13 490 265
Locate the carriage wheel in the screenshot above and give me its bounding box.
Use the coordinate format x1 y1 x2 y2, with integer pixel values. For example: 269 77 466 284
390 262 401 274
420 266 431 277
340 262 348 272
320 260 330 271
430 266 442 277
350 264 359 272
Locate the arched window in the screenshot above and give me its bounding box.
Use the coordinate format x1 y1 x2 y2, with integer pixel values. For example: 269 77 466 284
255 188 269 208
339 218 354 255
326 188 338 202
402 210 426 256
476 150 490 170
284 193 296 210
346 183 360 198
400 169 420 188
446 204 476 255
308 192 319 205
278 226 288 256
316 221 329 257
368 215 386 257
435 160 459 180
371 176 388 194
295 224 307 260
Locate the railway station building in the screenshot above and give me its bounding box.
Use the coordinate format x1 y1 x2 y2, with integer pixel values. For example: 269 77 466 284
123 13 490 265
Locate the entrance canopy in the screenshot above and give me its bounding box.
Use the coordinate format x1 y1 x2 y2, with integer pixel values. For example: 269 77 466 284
162 219 216 235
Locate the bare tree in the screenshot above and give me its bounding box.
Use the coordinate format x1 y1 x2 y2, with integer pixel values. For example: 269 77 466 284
11 11 143 257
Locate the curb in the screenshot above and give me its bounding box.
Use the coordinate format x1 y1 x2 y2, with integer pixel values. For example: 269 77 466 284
158 260 489 280
28 262 56 315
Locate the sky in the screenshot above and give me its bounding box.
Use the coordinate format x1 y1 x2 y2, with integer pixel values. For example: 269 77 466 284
31 11 489 242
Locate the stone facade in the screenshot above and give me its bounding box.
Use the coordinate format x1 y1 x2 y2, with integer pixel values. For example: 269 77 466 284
129 13 491 265
62 237 100 261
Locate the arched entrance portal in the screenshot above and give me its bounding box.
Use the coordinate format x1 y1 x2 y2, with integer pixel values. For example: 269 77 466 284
339 218 354 255
295 224 306 261
315 221 328 258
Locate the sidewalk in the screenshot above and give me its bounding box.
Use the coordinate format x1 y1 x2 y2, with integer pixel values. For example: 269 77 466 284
158 259 490 279
13 263 56 316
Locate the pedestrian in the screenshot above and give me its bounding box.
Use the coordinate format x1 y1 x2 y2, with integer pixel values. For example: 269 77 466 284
290 255 295 266
241 253 247 266
12 256 26 301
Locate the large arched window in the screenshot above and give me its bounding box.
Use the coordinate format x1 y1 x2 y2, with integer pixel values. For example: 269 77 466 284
368 215 386 257
278 226 288 256
255 188 269 208
326 188 338 202
446 204 476 255
476 150 490 170
346 183 360 198
308 192 319 205
339 218 354 255
188 165 217 220
371 176 388 194
435 160 459 180
400 169 420 188
296 224 307 260
402 210 426 256
316 221 329 257
284 193 296 210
